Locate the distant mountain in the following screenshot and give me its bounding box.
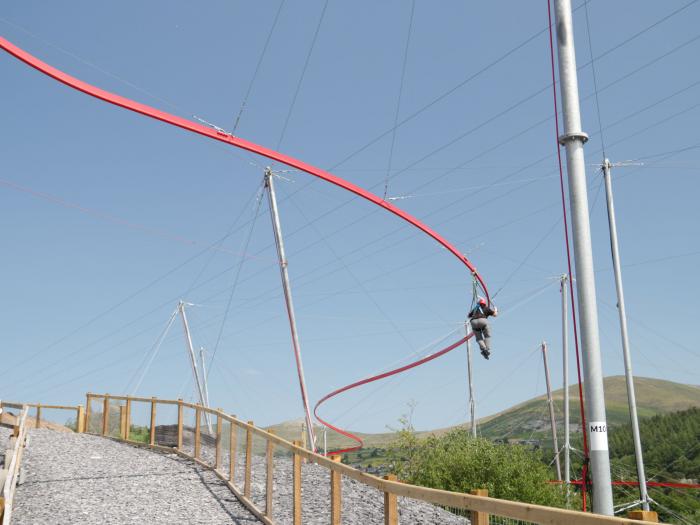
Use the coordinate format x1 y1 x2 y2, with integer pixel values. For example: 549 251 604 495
268 376 700 450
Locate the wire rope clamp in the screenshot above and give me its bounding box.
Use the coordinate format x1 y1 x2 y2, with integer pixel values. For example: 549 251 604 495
557 131 589 145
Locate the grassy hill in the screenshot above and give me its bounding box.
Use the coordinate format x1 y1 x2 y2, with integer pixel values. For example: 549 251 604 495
268 376 700 450
479 376 700 441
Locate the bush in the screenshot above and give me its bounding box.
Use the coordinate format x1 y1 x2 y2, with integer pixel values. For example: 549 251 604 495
388 427 570 508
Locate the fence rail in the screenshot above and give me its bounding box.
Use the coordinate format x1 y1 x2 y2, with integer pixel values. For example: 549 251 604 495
79 393 661 525
0 404 30 524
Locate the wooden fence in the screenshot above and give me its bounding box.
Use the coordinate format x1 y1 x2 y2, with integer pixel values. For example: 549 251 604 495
80 393 661 525
0 403 30 524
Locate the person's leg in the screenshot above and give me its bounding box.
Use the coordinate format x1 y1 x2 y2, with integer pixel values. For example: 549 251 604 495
471 319 488 354
482 322 492 352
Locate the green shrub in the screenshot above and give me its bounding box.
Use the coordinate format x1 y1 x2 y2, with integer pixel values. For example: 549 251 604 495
388 427 570 508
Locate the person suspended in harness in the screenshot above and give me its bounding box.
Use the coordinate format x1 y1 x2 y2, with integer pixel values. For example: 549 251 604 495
469 297 498 360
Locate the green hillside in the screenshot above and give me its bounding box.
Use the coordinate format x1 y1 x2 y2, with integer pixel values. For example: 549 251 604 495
479 376 700 441
269 376 700 451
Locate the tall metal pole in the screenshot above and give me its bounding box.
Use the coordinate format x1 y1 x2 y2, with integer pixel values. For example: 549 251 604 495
264 168 317 451
602 159 650 510
465 323 477 438
199 347 212 410
542 341 562 481
178 301 213 433
561 275 571 502
553 0 614 513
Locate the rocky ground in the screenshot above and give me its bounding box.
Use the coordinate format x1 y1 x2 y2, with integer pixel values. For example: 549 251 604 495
12 428 468 524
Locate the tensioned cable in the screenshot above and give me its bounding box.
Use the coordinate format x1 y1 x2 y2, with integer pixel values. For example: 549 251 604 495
207 178 266 376
383 0 415 200
232 0 287 134
275 0 329 150
582 1 606 157
126 308 179 395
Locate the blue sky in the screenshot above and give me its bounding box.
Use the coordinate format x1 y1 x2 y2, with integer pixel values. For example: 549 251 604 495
1 0 699 434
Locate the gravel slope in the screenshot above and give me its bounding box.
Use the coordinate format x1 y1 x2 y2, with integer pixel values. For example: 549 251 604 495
13 429 467 524
13 429 261 525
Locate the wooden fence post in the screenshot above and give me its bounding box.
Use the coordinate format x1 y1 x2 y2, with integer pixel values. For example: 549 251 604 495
229 418 237 483
149 397 157 446
76 405 85 433
194 407 201 459
85 394 92 433
470 489 489 525
35 404 41 429
244 421 253 498
628 510 659 523
293 440 302 525
215 410 223 471
176 399 183 451
102 395 110 436
125 398 131 441
265 430 275 518
330 455 342 525
119 406 126 439
383 474 398 525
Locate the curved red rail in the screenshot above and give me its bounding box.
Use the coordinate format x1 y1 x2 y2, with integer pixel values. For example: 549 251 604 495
1 36 490 454
0 36 489 302
314 333 471 454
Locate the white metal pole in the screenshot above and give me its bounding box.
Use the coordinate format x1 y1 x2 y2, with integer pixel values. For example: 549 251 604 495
602 159 650 510
178 301 213 433
465 323 477 438
200 347 211 410
553 0 614 513
542 342 562 481
561 275 571 503
264 168 317 452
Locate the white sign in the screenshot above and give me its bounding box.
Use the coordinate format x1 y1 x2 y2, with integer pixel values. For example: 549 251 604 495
588 421 608 451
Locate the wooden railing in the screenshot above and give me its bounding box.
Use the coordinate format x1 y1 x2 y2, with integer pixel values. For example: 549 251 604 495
0 403 30 524
81 393 661 525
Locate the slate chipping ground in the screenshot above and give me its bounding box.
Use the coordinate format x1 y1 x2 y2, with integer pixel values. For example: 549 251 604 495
12 428 468 524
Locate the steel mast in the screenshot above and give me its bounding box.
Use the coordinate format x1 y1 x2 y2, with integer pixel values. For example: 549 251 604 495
178 301 213 433
553 0 614 513
602 159 650 510
542 342 562 481
465 323 477 438
264 168 316 451
200 347 212 410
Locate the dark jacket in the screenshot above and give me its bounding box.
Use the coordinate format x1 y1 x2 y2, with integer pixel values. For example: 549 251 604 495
469 304 496 320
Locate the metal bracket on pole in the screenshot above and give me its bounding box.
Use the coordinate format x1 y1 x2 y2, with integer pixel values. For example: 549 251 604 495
602 159 650 511
264 167 317 452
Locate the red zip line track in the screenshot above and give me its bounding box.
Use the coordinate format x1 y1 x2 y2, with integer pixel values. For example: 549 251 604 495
0 36 489 452
314 334 472 454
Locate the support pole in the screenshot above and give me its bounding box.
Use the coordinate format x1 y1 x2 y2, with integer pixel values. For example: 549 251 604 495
602 159 650 511
553 0 614 513
465 323 477 438
264 168 316 451
561 275 571 502
200 347 211 410
178 301 213 433
542 342 562 481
